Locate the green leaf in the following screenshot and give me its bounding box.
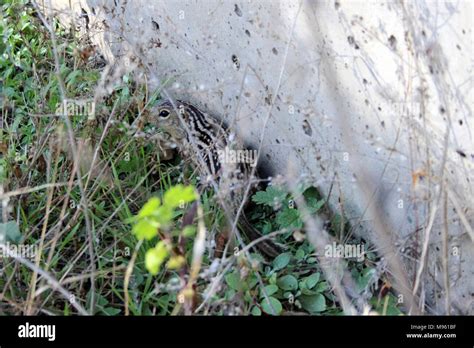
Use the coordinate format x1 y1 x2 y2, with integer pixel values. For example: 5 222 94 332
299 274 322 295
295 248 306 260
299 282 318 295
145 241 169 275
0 221 22 243
138 197 161 218
182 225 196 238
102 307 121 316
132 219 157 240
303 187 325 213
163 185 197 208
87 291 108 314
272 252 291 271
308 199 325 214
252 186 287 207
299 294 326 313
277 275 298 291
305 273 320 289
225 272 242 291
166 255 185 269
155 205 174 226
260 297 282 315
283 291 294 299
276 207 303 229
331 214 345 232
314 281 328 293
260 284 279 297
251 306 262 316
246 274 258 290
356 267 377 293
156 294 170 312
225 288 236 300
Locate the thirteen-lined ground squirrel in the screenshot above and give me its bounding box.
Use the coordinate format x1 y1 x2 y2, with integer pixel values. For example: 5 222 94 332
150 99 281 258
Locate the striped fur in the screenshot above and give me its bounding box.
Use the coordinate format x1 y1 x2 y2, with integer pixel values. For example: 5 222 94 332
152 99 281 258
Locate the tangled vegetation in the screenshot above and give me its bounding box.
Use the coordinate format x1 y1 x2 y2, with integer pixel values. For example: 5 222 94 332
0 0 402 316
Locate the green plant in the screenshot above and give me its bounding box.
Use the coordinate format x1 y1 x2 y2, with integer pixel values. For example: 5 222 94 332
129 185 197 275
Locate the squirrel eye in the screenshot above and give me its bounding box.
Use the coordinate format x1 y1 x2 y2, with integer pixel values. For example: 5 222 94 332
159 109 170 118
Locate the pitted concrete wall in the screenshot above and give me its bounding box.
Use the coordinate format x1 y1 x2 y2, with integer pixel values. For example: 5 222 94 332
43 0 473 313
